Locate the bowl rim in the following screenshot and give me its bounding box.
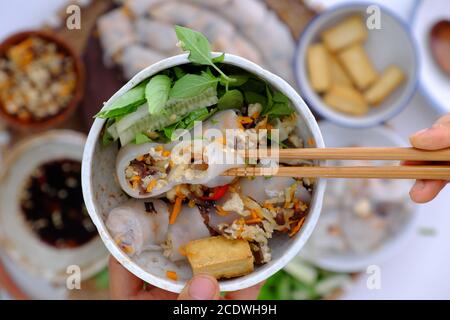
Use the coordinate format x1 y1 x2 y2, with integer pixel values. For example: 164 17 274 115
293 2 420 128
82 52 326 293
300 121 419 272
0 30 85 130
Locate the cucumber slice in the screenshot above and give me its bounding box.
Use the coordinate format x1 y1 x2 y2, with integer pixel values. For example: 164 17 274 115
118 88 218 145
106 122 119 141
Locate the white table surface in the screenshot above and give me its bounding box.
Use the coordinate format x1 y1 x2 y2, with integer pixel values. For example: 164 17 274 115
0 0 449 299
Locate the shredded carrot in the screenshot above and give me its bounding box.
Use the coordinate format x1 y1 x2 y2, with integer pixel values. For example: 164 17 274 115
251 111 260 119
162 150 171 157
263 202 275 212
166 271 178 281
136 155 144 161
155 145 163 152
169 196 183 224
245 218 262 224
130 175 141 182
216 205 230 216
131 180 139 189
238 116 254 124
146 179 157 193
289 217 305 237
307 137 315 147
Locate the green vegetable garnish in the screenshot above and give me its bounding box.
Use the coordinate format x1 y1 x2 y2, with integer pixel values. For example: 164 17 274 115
96 80 148 119
134 132 152 144
146 75 171 115
174 25 233 83
170 72 218 99
218 89 244 110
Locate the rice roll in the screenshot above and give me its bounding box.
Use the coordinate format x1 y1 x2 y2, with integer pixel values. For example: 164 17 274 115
97 8 137 66
121 45 166 79
163 206 211 261
124 0 162 17
134 18 178 53
116 140 244 199
106 199 169 255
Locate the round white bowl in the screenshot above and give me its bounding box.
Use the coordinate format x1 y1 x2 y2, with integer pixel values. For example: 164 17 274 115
82 53 326 293
411 0 450 115
300 121 418 272
294 3 419 128
0 130 108 284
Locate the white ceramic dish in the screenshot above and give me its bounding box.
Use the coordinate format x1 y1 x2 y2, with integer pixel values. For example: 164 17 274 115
294 3 418 128
82 53 326 293
300 121 418 272
411 0 450 115
0 130 108 284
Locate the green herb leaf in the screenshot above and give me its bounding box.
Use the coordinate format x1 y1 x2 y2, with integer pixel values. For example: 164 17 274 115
212 53 225 63
134 133 152 144
244 91 267 109
262 90 294 119
173 66 186 79
96 81 148 118
218 89 244 110
174 25 232 82
220 74 249 88
169 73 218 99
146 75 171 115
101 119 116 146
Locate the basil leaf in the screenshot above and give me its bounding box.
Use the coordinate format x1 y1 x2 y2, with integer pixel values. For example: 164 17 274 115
240 78 266 94
173 66 186 79
212 53 225 63
220 74 249 88
169 73 218 99
146 75 171 115
183 107 210 129
134 133 152 144
264 102 294 118
175 25 213 66
174 25 232 82
218 89 244 110
244 91 267 109
96 81 148 118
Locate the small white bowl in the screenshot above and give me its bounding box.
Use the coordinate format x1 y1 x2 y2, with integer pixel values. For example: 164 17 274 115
0 130 108 284
300 121 418 272
294 3 419 128
82 53 326 293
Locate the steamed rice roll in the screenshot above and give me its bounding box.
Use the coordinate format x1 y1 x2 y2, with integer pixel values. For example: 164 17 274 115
106 199 169 255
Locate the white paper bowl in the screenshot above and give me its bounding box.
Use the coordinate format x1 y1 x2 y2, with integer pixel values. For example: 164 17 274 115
0 130 108 284
300 122 418 272
294 3 418 128
82 53 326 293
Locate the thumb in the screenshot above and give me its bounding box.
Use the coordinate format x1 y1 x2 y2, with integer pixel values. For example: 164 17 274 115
178 274 220 300
409 123 450 150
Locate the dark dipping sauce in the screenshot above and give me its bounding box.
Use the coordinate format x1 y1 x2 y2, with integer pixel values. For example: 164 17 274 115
20 159 97 248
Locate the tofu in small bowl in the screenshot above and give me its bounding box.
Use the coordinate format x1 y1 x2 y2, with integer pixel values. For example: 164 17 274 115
295 4 418 128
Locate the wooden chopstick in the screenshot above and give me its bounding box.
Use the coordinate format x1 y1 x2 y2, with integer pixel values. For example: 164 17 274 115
223 165 450 180
243 147 450 161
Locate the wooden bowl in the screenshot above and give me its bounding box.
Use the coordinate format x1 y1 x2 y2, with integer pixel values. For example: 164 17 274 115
0 30 85 131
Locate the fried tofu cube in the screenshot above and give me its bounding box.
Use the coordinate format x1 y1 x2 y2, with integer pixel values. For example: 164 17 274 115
338 44 378 90
185 236 254 279
321 15 368 52
324 85 369 116
328 53 353 87
364 65 405 105
307 43 331 93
